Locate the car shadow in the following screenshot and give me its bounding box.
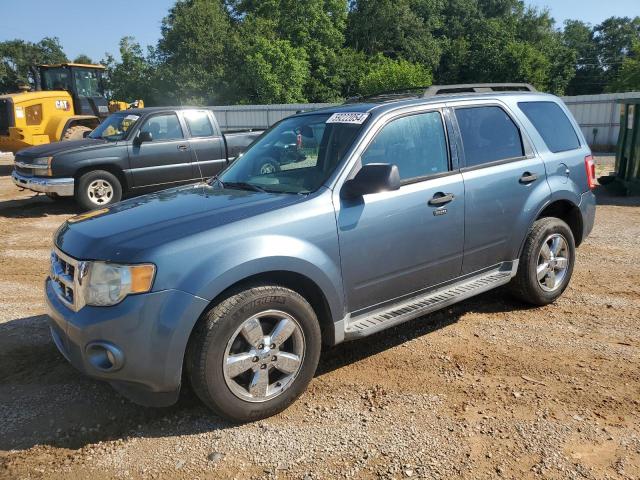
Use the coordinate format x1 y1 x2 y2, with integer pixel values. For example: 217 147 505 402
593 184 640 207
0 289 532 451
0 195 79 218
317 288 533 376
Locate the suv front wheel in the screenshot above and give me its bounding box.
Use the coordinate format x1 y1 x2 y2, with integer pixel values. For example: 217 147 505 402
510 217 576 306
186 285 321 422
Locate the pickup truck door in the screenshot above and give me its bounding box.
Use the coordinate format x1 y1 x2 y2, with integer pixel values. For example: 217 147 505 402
336 109 465 314
128 112 193 188
449 102 550 274
182 110 227 178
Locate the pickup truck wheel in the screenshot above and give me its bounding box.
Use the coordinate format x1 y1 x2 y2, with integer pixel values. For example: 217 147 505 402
75 170 122 210
509 217 575 306
186 285 321 422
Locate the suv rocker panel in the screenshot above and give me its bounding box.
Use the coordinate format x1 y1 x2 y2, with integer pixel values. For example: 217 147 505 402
343 260 518 340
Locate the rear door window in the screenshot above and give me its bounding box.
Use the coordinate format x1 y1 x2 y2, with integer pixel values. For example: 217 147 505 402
361 111 449 181
518 101 581 153
184 110 215 137
455 106 524 167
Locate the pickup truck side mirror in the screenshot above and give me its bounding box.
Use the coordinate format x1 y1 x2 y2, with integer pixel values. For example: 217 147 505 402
134 131 153 146
341 163 401 200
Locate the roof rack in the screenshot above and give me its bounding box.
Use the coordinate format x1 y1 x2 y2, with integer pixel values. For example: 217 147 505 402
423 83 537 96
344 83 537 104
344 87 431 104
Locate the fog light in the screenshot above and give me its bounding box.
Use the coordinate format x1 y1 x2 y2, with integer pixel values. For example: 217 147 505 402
85 342 124 372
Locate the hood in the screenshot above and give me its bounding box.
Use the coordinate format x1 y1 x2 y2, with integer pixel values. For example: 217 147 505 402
16 138 114 159
55 184 305 261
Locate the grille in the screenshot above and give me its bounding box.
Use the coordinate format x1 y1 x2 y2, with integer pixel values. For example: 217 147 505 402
0 98 13 136
15 165 34 177
50 248 79 310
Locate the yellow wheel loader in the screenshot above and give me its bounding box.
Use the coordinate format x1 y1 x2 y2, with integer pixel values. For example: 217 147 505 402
0 63 143 153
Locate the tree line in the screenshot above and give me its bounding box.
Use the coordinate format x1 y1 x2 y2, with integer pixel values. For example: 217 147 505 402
1 0 639 105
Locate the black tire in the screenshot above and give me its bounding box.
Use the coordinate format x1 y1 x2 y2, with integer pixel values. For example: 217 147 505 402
75 170 122 210
186 285 321 422
509 217 576 306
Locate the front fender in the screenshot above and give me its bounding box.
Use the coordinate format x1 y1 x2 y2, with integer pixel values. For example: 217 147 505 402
169 234 345 324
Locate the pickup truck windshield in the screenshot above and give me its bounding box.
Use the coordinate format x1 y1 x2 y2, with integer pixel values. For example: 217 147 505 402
89 113 140 141
219 113 365 194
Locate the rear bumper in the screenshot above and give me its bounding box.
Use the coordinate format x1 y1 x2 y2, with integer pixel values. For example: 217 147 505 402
45 278 209 407
579 190 596 241
12 170 74 196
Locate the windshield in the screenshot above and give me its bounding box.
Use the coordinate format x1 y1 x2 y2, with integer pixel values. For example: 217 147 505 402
219 113 365 194
73 67 102 97
89 113 140 141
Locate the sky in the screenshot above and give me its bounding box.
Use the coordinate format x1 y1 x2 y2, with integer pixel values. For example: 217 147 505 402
0 0 639 62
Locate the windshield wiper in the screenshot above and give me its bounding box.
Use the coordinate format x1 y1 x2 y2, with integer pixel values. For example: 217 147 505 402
224 181 267 193
207 175 224 187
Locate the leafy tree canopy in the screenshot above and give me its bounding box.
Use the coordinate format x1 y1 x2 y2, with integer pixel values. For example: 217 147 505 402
4 2 639 101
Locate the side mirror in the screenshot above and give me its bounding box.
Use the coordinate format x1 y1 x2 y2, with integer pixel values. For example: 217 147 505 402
135 131 153 145
341 163 401 199
83 130 92 138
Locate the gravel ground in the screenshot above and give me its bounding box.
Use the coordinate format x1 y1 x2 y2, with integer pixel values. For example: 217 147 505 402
0 153 638 480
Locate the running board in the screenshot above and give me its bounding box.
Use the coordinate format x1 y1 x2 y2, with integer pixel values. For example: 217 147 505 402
344 263 516 340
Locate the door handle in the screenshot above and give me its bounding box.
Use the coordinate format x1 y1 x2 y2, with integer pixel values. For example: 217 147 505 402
177 144 188 151
428 192 455 206
519 172 538 184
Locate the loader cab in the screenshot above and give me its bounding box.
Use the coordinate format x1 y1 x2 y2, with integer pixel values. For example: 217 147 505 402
39 63 110 119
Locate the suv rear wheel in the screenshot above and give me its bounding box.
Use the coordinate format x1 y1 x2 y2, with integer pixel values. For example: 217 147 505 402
186 285 321 422
510 217 576 305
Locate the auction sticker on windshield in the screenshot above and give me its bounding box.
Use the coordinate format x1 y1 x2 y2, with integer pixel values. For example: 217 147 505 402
326 112 369 124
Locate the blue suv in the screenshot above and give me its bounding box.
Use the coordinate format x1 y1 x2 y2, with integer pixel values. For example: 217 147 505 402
46 84 597 422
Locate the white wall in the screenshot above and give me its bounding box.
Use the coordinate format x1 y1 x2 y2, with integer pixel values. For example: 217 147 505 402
561 92 640 151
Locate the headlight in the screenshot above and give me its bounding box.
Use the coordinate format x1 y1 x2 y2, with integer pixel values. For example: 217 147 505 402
30 156 53 176
80 261 155 306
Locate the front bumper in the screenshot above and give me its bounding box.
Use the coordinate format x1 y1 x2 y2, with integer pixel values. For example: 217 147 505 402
45 277 209 407
12 170 74 196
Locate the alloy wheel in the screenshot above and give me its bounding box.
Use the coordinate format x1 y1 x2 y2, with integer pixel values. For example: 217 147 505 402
537 233 570 292
223 310 305 403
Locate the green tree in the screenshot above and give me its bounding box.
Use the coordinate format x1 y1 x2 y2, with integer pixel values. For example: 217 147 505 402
0 37 67 93
103 37 154 104
73 54 94 64
229 0 349 101
358 55 432 95
596 17 640 89
347 0 440 70
608 41 640 92
234 34 309 103
562 20 604 95
154 0 233 104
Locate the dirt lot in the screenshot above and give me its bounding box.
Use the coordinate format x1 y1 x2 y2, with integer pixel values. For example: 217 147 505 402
0 153 638 480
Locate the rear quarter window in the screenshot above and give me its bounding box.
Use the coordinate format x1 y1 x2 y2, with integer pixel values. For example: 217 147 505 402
518 101 581 153
455 106 524 167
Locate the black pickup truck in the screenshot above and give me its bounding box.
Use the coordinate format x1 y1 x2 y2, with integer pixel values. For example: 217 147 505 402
11 107 262 209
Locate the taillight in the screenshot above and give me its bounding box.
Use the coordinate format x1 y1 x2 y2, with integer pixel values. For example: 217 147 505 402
584 155 596 190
